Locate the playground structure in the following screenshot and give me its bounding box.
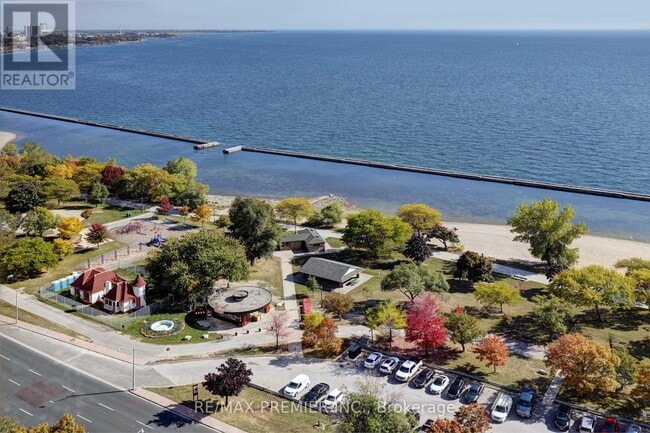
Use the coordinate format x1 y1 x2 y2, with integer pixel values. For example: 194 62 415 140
116 220 144 235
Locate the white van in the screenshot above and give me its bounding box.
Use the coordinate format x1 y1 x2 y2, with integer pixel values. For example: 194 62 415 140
491 392 513 423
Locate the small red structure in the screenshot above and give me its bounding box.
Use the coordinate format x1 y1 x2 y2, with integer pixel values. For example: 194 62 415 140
300 298 311 318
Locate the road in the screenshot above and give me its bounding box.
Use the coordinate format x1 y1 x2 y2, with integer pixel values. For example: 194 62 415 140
0 335 218 433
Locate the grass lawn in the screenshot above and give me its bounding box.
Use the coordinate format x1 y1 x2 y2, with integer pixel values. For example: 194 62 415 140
0 299 86 340
122 312 221 345
7 240 127 295
147 385 334 433
325 237 344 248
557 382 648 421
56 201 137 226
250 257 284 299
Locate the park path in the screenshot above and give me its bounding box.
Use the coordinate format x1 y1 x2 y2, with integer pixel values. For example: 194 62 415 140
273 250 304 353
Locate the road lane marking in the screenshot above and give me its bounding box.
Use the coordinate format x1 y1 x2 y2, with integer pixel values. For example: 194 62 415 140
0 354 10 361
76 415 92 423
28 368 42 376
136 421 154 430
62 385 76 393
98 402 114 411
49 400 55 404
19 408 33 416
8 379 21 386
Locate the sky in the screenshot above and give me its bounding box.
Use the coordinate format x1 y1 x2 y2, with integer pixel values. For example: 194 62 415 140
76 0 650 31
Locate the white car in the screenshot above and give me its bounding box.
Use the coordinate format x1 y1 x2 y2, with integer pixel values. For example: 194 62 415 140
379 356 400 375
428 374 450 394
625 425 642 433
321 389 343 412
579 415 595 433
363 352 383 369
395 360 422 382
283 374 310 397
490 392 512 423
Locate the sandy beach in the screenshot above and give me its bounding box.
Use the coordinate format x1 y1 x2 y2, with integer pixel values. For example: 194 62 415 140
0 131 17 149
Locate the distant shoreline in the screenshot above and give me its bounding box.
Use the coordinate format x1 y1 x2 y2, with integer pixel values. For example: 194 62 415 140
0 131 17 149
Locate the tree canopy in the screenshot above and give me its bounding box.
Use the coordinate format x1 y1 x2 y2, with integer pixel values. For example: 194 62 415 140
318 202 343 227
545 333 620 396
365 300 406 348
21 206 58 236
275 197 313 232
454 251 493 282
405 295 447 355
396 203 441 233
87 182 109 207
471 335 509 373
380 262 449 301
0 237 58 280
5 180 46 214
203 358 252 407
403 233 432 264
321 292 354 320
145 230 249 305
342 209 412 257
445 309 484 352
473 281 521 313
549 265 636 321
427 224 459 251
228 197 281 265
507 198 588 267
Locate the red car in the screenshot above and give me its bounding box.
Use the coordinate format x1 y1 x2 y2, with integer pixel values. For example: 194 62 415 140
601 417 620 433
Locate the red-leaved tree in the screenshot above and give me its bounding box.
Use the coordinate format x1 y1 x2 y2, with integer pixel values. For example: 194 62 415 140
157 196 173 215
472 335 509 373
405 295 447 356
100 165 125 192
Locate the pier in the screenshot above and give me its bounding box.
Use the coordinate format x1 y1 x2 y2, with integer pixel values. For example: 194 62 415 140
194 141 220 150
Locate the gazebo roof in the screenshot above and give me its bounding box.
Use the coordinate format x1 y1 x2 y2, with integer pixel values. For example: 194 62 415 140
208 286 273 314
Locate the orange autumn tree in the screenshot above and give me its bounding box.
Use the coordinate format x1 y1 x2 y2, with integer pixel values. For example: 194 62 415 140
426 418 464 433
545 333 620 396
455 403 491 433
471 335 509 373
636 365 650 402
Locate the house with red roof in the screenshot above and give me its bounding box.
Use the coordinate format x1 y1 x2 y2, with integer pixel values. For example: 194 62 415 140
70 267 146 313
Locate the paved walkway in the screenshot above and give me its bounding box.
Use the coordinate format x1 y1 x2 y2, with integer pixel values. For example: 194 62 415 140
273 251 303 352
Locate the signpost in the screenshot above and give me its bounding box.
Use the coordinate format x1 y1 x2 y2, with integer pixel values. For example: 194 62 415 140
193 384 199 401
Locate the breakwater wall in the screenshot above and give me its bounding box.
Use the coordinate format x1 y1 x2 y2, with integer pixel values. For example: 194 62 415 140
242 146 650 202
0 107 207 144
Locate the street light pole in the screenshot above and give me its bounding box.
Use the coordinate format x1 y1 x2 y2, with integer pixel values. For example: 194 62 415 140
118 346 135 390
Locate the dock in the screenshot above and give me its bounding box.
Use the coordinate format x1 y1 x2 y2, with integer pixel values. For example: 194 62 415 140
193 141 220 150
223 145 243 154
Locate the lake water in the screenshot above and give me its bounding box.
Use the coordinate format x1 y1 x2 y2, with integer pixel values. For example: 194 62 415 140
1 31 650 195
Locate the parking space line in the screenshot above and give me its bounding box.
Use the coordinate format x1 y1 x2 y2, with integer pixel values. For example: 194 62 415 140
19 408 33 416
8 379 21 386
28 369 41 376
0 354 10 361
62 385 76 393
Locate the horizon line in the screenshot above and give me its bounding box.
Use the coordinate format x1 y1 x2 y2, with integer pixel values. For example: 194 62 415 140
73 27 650 32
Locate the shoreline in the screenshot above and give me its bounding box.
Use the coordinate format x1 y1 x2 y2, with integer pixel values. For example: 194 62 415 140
0 131 17 149
206 194 650 269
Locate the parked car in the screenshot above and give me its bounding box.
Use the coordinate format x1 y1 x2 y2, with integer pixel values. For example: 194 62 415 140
601 417 620 433
490 392 513 423
283 374 310 397
579 415 596 433
379 356 401 375
411 368 434 388
446 377 466 399
428 374 450 395
624 425 642 433
464 383 484 403
321 389 344 412
554 404 572 431
395 360 423 382
420 419 435 432
302 383 329 405
515 388 535 418
363 352 383 369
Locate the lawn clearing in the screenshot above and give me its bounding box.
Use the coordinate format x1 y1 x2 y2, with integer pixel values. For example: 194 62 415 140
0 299 87 340
250 257 283 299
122 312 221 345
325 237 343 248
147 385 333 433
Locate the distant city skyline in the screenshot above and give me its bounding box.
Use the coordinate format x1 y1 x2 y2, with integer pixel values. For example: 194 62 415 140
76 0 650 31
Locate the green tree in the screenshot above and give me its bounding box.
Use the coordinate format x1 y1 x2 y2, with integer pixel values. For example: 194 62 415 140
52 238 74 259
427 224 459 251
454 251 493 282
531 295 571 341
165 156 198 182
17 141 57 177
145 230 249 306
85 223 110 247
321 292 354 320
473 281 521 313
396 203 441 234
381 262 449 301
549 265 636 322
445 309 485 352
0 237 57 280
613 347 637 390
319 202 343 227
5 180 46 214
203 358 252 407
306 275 320 293
87 182 109 207
507 198 588 267
338 379 412 433
403 233 431 264
615 257 650 273
0 210 17 247
275 197 313 232
42 177 80 205
21 206 58 236
342 209 412 258
366 301 406 348
228 197 281 265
